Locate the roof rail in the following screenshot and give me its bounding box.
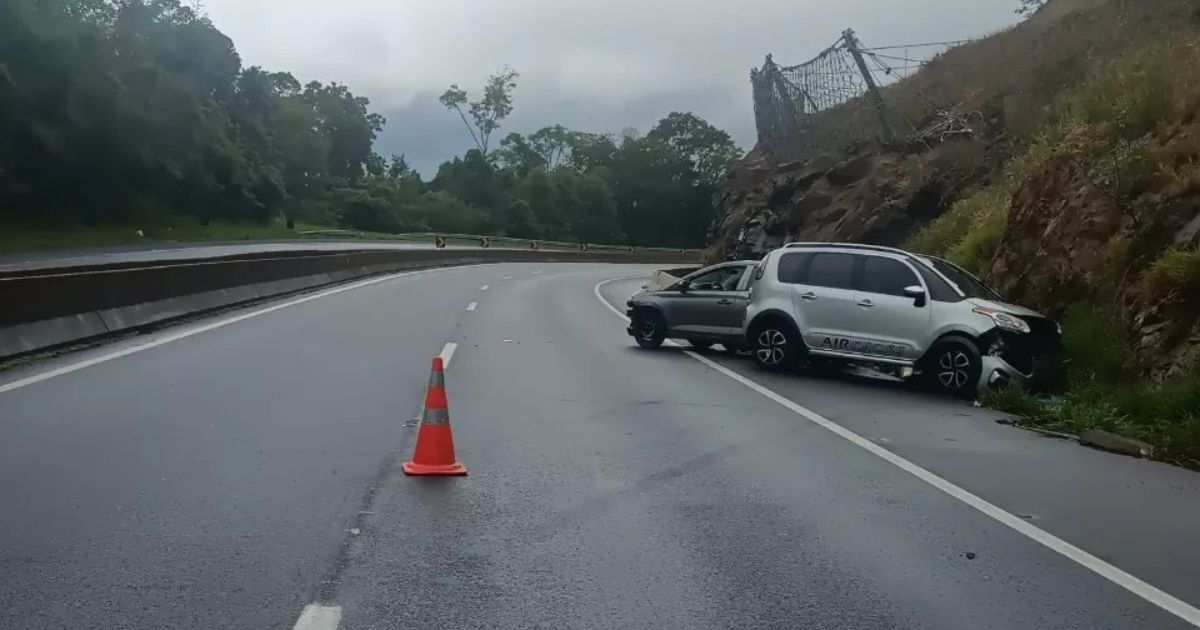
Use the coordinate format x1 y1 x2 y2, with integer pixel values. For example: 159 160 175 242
783 242 911 255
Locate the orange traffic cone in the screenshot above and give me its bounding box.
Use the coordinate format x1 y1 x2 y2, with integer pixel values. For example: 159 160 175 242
402 357 468 476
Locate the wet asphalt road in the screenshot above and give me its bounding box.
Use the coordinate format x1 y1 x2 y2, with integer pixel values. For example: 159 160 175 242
2 263 1200 629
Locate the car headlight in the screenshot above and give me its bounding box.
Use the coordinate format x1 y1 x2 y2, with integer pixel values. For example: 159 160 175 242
972 307 1031 334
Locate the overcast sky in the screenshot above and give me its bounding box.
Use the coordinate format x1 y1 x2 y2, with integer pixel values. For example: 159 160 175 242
203 0 1022 176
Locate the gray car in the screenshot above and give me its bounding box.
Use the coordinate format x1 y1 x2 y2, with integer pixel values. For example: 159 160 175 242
742 243 1062 396
626 261 757 351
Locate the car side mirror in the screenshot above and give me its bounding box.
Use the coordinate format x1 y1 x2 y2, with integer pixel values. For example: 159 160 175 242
674 280 690 293
903 285 927 307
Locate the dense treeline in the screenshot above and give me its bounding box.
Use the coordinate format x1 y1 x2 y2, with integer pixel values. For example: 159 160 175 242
0 0 741 248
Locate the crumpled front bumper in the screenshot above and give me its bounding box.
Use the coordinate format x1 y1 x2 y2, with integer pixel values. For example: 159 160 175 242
978 352 1065 394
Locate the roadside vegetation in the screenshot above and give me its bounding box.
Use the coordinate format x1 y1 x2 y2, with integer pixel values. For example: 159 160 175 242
916 39 1200 467
984 306 1200 469
1 0 740 254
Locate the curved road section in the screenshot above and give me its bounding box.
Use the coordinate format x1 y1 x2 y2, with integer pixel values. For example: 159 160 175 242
2 263 1199 629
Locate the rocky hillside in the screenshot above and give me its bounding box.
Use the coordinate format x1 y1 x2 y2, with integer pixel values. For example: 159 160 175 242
712 0 1200 380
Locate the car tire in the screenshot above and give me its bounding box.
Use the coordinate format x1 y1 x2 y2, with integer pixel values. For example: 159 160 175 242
688 340 713 351
750 319 802 371
924 337 983 397
632 311 666 349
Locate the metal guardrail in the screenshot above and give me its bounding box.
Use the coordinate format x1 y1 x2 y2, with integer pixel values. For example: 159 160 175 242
0 246 701 359
297 229 700 255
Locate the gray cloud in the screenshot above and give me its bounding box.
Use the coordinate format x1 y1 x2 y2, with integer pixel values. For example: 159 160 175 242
203 0 1021 175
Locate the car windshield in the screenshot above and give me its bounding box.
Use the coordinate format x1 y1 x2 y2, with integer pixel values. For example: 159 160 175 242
918 256 1002 301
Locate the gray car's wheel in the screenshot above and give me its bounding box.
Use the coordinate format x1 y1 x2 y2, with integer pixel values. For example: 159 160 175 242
750 320 801 371
632 312 666 349
925 337 982 397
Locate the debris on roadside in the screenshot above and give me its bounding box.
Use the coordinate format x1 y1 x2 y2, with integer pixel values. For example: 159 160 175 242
1079 429 1155 459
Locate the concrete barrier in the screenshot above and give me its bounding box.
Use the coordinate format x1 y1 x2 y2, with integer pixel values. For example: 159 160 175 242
1 247 698 359
645 267 700 291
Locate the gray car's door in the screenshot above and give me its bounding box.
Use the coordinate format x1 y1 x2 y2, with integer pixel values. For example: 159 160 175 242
660 265 748 336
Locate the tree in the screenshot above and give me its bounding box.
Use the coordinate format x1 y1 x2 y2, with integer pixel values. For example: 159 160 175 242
495 132 546 175
388 154 415 179
645 112 741 187
439 67 519 157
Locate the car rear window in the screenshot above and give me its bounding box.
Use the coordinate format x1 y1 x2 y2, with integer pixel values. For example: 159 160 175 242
860 256 918 297
776 253 812 284
806 253 856 290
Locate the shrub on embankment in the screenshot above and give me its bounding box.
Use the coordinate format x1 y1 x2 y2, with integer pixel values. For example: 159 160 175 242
913 40 1200 465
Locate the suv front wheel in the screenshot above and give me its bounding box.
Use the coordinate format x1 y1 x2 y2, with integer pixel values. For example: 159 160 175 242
750 320 801 371
924 337 982 397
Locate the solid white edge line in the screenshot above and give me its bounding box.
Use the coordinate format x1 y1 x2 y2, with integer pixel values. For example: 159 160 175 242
466 302 478 312
439 342 458 368
0 267 453 396
593 276 1200 628
292 604 341 630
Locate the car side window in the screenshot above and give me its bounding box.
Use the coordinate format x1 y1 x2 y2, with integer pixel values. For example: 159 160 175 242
734 266 754 291
805 253 856 290
687 266 742 291
776 253 812 284
860 256 919 297
913 261 963 302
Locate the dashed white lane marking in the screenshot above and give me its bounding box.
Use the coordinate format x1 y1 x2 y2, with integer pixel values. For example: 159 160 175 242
503 275 514 280
292 604 341 630
439 342 458 368
531 270 544 275
480 285 490 291
466 302 478 312
0 267 454 396
592 277 1200 628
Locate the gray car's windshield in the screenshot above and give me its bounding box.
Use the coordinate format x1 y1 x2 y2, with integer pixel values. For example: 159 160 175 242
919 257 1002 301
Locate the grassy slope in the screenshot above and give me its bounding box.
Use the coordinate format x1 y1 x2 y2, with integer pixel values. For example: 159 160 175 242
908 35 1200 467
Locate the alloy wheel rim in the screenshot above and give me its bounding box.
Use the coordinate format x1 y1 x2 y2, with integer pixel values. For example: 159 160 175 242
756 329 788 365
937 350 972 389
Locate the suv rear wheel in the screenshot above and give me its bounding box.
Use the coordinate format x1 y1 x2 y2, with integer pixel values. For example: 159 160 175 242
924 337 982 397
750 319 802 371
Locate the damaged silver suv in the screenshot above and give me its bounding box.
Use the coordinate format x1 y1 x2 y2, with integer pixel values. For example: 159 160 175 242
742 243 1062 396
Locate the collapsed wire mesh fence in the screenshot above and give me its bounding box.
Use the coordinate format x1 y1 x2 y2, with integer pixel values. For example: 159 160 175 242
751 31 968 154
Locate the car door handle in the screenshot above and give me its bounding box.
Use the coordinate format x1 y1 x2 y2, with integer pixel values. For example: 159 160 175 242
856 299 875 308
716 299 734 306
800 292 818 301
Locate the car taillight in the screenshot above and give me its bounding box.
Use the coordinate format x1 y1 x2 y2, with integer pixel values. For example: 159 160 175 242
754 260 766 280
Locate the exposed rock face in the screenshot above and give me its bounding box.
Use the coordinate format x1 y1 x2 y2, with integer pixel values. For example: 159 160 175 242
709 139 986 262
987 126 1200 380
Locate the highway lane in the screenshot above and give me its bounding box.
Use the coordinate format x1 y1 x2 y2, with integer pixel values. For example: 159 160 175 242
0 262 584 629
600 276 1200 609
331 268 1197 629
1 264 1199 629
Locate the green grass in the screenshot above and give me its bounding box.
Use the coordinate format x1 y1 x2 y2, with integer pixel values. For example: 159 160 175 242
1144 247 1200 294
906 184 1011 273
0 219 441 255
0 220 309 254
983 306 1200 469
